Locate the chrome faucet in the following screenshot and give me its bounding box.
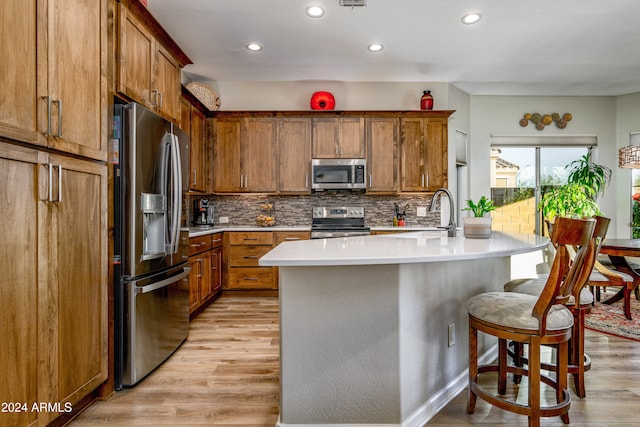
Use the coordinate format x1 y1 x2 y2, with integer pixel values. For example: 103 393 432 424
429 188 457 237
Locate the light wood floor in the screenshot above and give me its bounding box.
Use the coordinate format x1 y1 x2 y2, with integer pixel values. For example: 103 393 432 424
70 295 640 426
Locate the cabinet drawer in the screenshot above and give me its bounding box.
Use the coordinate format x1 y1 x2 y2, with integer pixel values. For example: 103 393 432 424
227 268 275 289
274 231 310 246
211 233 223 248
228 232 274 245
189 234 212 256
228 245 273 267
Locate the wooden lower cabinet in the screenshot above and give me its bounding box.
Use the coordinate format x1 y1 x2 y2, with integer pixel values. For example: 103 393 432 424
188 233 222 315
223 230 310 291
0 141 108 426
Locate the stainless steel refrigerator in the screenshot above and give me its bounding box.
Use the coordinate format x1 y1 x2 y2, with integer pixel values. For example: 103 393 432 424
113 102 190 389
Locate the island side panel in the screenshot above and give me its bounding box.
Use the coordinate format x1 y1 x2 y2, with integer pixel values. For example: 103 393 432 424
279 264 403 424
397 256 510 421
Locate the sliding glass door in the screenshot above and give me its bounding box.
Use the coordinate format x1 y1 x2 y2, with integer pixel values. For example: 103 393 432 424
491 146 589 235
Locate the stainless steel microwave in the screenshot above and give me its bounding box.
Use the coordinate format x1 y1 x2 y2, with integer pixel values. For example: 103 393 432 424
311 158 366 190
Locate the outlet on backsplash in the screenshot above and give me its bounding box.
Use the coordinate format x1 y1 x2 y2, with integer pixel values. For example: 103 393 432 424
219 216 229 224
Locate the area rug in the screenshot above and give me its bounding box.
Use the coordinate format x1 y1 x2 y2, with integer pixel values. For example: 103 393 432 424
585 289 640 341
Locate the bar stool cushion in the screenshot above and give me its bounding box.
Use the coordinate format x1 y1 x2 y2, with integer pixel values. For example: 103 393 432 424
504 277 594 305
467 291 574 331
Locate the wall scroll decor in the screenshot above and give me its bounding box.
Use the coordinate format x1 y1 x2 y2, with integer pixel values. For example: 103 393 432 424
519 112 572 130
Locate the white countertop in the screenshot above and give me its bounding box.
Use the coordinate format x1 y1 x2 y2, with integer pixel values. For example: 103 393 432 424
187 225 442 237
259 230 548 266
188 225 309 237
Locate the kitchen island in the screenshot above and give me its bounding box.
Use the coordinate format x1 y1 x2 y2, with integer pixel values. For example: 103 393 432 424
259 231 548 427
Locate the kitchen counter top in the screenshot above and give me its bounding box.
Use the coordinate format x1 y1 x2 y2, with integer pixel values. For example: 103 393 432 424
259 230 548 266
187 225 309 237
187 225 442 238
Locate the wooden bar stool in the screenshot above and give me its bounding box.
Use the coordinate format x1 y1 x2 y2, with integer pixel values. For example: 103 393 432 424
467 216 595 427
503 215 609 398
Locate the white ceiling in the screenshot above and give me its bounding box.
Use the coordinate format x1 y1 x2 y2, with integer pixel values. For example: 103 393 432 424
148 0 640 96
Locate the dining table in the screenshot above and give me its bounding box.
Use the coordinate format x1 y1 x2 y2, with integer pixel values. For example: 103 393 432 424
598 238 640 319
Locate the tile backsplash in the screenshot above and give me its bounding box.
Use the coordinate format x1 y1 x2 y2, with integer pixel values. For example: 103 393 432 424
187 192 445 228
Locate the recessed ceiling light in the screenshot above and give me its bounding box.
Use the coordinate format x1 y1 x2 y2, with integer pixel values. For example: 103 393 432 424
367 43 384 52
246 42 263 52
461 13 482 25
305 6 325 18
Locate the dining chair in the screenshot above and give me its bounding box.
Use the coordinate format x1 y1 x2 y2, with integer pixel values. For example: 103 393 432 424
588 260 635 320
467 216 595 427
503 215 609 398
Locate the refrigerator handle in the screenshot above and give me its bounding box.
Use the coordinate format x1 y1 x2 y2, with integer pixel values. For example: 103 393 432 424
135 268 190 294
169 133 182 253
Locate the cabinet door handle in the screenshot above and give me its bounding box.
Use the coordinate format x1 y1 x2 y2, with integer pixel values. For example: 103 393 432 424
305 174 309 188
192 169 197 186
42 96 52 136
243 277 259 281
197 259 204 279
425 174 429 188
244 256 259 259
48 163 54 202
243 237 259 241
284 237 300 241
151 89 159 107
212 239 222 243
46 164 63 203
369 174 372 188
53 99 62 137
421 174 425 187
158 91 163 109
56 165 63 202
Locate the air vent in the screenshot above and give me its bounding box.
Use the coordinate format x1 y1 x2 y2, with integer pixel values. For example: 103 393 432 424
339 0 367 6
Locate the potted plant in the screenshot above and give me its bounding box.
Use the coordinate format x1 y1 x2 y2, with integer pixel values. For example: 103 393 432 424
462 196 496 238
539 153 609 234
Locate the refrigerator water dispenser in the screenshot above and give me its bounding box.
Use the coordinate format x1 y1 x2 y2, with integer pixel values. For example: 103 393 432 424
141 193 166 260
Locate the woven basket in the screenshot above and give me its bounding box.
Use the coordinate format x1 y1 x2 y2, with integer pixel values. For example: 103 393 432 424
186 82 220 111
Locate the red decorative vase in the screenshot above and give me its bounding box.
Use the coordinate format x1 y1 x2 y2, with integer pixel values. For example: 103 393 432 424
310 91 336 110
420 90 433 110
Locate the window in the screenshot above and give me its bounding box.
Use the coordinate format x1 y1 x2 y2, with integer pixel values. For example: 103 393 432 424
490 139 592 236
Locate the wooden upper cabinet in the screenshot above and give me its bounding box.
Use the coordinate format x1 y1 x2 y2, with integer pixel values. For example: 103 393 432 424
118 6 154 108
366 118 398 193
213 118 276 193
189 106 207 192
179 97 191 132
0 0 40 146
0 0 107 161
155 45 181 121
213 118 243 192
400 117 448 192
424 118 448 191
312 117 365 158
244 118 277 192
278 118 312 193
117 2 188 123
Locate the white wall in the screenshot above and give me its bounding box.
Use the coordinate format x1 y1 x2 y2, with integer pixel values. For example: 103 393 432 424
205 80 451 111
469 95 621 234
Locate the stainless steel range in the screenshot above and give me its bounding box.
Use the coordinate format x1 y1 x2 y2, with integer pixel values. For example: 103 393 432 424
310 206 371 239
